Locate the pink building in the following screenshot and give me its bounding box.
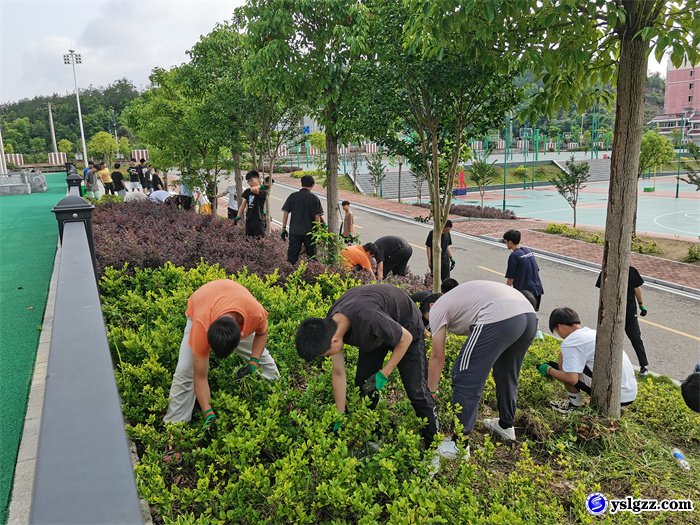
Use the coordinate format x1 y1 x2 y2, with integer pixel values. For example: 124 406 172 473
649 60 700 144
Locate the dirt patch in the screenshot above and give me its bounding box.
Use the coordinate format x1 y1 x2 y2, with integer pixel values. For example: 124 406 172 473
539 228 700 265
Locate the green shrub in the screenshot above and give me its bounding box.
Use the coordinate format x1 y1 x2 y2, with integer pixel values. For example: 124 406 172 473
97 194 124 205
290 169 325 179
683 244 700 263
631 237 661 255
102 263 700 523
543 224 604 245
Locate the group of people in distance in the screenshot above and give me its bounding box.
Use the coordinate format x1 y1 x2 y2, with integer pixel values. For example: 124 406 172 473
81 158 166 200
159 173 698 466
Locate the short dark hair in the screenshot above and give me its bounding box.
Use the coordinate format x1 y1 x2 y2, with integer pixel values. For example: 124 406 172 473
441 278 458 293
246 170 259 181
444 220 453 228
520 290 538 309
140 158 146 163
296 318 337 361
681 372 700 412
114 163 121 169
363 242 377 256
300 175 315 187
207 317 241 359
503 229 521 245
88 161 94 165
341 200 350 206
419 293 443 315
548 307 580 333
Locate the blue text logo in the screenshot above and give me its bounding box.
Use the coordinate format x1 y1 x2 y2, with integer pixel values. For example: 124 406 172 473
586 493 608 515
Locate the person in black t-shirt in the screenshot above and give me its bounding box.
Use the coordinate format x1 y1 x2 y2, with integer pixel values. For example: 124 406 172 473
281 175 325 264
425 220 455 281
236 171 268 237
295 284 438 445
373 236 413 280
595 266 650 375
111 163 126 197
503 229 544 311
127 160 141 192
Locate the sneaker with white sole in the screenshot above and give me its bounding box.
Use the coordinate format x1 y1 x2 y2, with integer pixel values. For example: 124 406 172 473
639 366 649 376
549 400 581 414
482 418 516 441
429 439 469 477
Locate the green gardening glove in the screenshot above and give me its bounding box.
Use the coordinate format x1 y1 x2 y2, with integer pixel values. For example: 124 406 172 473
281 228 288 241
361 371 388 395
639 306 647 317
260 184 269 191
449 257 456 271
233 216 241 225
236 358 260 380
537 363 551 377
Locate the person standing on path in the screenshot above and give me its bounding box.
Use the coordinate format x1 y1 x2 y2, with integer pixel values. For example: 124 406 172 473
340 200 356 242
295 284 439 447
420 281 537 443
111 163 126 197
216 183 239 220
98 162 114 195
281 175 325 264
163 280 280 432
538 307 637 412
426 221 455 282
595 265 650 375
373 236 413 280
502 229 544 312
236 171 268 237
127 160 142 192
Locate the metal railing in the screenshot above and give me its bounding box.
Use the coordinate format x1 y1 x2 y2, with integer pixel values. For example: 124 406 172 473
31 189 142 524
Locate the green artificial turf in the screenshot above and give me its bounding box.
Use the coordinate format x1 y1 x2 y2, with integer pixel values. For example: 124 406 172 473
0 173 65 523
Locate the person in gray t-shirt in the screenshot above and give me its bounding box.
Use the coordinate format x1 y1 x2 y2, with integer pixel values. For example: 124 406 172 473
421 281 537 444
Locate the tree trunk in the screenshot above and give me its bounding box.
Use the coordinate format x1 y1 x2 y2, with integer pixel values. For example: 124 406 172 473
265 153 276 234
573 204 577 228
398 159 403 203
430 132 443 292
326 131 340 233
592 6 650 417
232 151 244 202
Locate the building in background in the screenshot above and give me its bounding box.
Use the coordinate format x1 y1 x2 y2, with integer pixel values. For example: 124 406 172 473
649 59 700 145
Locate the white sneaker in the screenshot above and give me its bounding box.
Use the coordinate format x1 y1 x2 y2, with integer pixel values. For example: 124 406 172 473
436 438 459 459
535 329 544 340
482 418 516 441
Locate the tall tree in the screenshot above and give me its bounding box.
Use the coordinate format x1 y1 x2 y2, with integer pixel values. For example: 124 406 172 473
406 0 699 415
243 0 370 232
469 161 498 207
681 142 700 190
353 0 519 290
87 131 118 162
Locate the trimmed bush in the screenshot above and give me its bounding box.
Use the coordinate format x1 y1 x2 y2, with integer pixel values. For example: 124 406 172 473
102 263 700 524
290 169 326 179
414 202 516 220
683 244 700 263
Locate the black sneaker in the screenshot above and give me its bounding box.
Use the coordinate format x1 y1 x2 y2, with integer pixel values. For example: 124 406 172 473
549 400 581 414
639 366 649 376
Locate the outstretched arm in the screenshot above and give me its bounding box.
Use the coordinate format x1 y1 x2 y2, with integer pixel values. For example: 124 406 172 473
382 327 412 377
330 351 347 413
427 327 446 393
193 355 211 413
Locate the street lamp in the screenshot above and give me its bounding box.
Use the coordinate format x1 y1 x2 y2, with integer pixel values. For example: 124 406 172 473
63 49 89 168
675 106 693 199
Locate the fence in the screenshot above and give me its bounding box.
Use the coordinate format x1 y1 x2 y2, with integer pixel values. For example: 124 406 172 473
31 189 142 524
5 153 24 166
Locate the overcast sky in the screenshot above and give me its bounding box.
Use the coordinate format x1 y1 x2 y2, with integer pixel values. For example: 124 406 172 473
1 0 668 105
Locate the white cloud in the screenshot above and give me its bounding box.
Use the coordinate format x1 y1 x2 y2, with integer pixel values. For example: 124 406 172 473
1 0 242 103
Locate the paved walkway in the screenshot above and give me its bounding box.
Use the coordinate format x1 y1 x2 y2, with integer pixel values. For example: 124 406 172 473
267 174 700 291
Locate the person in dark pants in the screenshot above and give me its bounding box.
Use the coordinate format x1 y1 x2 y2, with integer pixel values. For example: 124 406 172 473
281 175 325 264
236 171 268 237
595 266 650 375
295 284 439 447
373 236 413 280
425 220 454 282
421 281 537 446
502 229 544 312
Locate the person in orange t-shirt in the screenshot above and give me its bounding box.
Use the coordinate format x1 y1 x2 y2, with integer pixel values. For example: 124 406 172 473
163 280 280 431
341 243 378 279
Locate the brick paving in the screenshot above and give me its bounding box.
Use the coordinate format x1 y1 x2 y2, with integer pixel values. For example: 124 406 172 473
270 173 700 290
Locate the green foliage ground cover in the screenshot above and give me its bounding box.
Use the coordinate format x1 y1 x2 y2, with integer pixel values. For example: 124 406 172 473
543 224 661 255
101 262 699 524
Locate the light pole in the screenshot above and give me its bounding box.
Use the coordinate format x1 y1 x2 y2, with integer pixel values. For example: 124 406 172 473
503 113 510 211
63 49 89 167
0 122 7 174
675 108 692 198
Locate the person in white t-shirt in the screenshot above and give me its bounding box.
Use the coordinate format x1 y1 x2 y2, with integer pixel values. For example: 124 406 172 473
215 184 239 219
540 307 638 413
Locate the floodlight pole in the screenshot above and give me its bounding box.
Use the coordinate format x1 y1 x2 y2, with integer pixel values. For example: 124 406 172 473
503 113 510 211
65 50 89 167
0 123 7 174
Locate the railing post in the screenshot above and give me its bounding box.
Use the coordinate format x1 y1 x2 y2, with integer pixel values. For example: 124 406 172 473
65 163 82 196
52 195 97 277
